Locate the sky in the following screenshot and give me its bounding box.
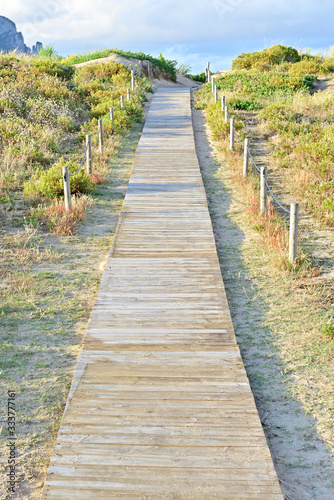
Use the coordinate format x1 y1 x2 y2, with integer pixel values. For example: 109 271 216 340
2 0 334 73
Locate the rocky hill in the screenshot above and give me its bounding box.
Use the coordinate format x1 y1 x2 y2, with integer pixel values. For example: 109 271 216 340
0 16 41 53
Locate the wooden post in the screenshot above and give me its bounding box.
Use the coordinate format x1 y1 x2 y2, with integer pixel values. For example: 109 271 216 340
127 88 131 101
86 134 92 174
214 85 218 102
211 77 215 92
225 105 228 123
206 62 210 82
260 167 267 214
120 95 125 110
230 118 234 150
110 107 115 131
98 119 103 154
289 203 299 263
131 69 135 90
62 165 72 212
243 138 250 177
221 95 225 111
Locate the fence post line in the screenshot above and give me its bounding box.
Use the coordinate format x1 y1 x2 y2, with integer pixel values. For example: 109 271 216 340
120 95 125 110
131 69 135 90
243 138 250 177
98 119 103 154
110 107 115 132
260 167 267 214
214 84 218 102
211 77 215 92
289 203 299 264
86 134 92 174
230 118 235 150
62 166 72 212
225 105 228 123
221 95 225 111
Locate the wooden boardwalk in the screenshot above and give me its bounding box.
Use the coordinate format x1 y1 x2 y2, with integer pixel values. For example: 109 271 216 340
42 88 283 499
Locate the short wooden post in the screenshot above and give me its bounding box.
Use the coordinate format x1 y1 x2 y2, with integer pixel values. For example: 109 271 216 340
260 167 267 214
214 85 218 102
131 69 135 90
98 119 103 154
211 77 215 92
230 118 234 150
127 88 131 101
243 138 250 177
110 107 115 131
289 203 299 263
120 95 125 110
221 95 225 111
225 105 228 123
86 134 92 174
206 62 210 82
62 165 72 212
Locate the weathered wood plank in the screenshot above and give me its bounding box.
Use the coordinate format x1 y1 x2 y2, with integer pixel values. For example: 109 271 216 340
42 88 282 499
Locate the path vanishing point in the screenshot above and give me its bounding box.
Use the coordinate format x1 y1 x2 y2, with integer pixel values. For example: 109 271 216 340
42 87 283 499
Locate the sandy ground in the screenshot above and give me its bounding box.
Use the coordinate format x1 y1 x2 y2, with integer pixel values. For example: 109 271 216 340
192 96 334 500
311 77 334 94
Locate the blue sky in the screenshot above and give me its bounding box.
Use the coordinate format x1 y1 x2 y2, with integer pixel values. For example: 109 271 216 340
2 0 334 73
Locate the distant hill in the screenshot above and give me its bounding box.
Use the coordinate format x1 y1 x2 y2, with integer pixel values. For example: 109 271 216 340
0 16 41 54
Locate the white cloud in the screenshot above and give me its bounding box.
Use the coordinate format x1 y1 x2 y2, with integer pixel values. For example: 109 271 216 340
3 0 332 46
1 0 333 71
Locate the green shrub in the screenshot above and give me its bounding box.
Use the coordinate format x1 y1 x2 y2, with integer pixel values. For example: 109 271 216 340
30 60 74 80
189 72 206 83
259 101 300 122
206 101 244 140
289 58 330 76
216 72 312 98
229 98 258 111
232 45 301 71
23 158 93 199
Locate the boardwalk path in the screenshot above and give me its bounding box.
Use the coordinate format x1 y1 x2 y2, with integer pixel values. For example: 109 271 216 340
43 88 283 499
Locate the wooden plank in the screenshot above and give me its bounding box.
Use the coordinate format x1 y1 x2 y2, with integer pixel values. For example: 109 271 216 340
42 88 282 499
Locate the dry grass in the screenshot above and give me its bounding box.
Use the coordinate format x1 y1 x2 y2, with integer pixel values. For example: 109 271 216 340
212 139 318 276
32 195 93 235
